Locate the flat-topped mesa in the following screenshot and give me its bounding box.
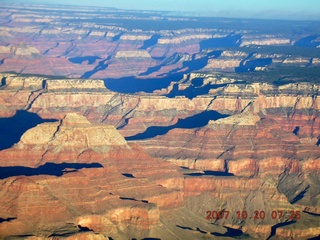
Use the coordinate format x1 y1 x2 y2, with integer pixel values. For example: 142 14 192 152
158 33 212 44
0 44 41 56
210 110 261 126
20 113 128 151
45 79 107 91
119 33 152 41
169 73 319 98
0 113 129 167
157 28 215 43
187 72 239 84
209 82 319 97
240 35 291 46
115 50 151 58
283 57 311 66
0 73 45 90
0 73 108 91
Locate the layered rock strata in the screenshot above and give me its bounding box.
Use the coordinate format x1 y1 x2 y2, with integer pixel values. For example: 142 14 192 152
0 113 195 239
0 74 319 239
1 5 319 78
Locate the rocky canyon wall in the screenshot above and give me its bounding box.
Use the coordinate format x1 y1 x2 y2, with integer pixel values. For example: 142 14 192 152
0 74 319 239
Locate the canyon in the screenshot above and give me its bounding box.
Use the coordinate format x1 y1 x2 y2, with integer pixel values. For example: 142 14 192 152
0 3 319 240
0 72 319 239
0 4 320 81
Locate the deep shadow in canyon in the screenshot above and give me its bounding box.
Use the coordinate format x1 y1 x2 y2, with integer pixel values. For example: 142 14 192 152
166 78 245 100
184 170 234 177
48 223 94 238
235 52 272 72
119 197 149 204
126 110 229 140
267 221 296 240
235 57 273 72
199 34 242 51
166 50 223 76
104 74 184 94
308 236 320 240
211 226 244 238
81 56 112 78
69 56 101 65
139 52 184 76
180 50 222 72
0 162 103 180
0 110 57 151
104 51 226 95
0 217 16 223
141 50 222 78
87 38 241 95
139 34 161 50
293 126 300 136
290 187 310 204
176 225 244 238
294 35 319 48
122 173 135 178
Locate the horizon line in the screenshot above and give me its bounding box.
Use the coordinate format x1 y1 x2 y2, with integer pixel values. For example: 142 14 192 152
2 2 320 22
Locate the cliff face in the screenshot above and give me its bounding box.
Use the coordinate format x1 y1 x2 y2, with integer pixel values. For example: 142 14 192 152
1 73 318 140
3 113 128 166
0 113 190 239
0 44 41 55
45 79 106 91
240 35 291 46
0 74 319 239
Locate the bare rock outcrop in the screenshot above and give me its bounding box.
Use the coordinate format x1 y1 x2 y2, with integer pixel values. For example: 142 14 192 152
0 44 41 56
0 113 190 239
